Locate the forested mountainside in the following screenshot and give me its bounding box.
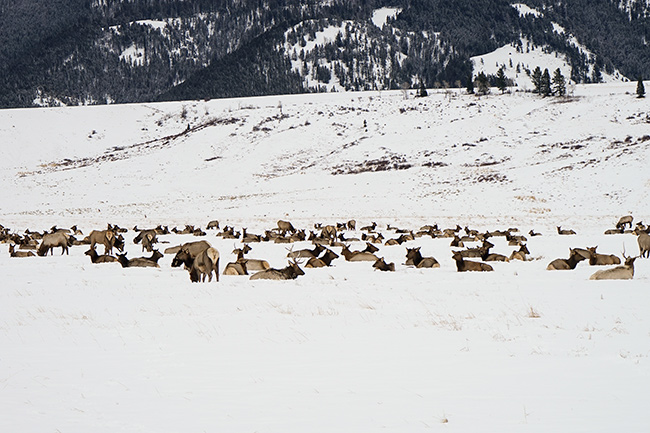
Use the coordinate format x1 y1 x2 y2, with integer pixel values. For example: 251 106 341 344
0 0 648 108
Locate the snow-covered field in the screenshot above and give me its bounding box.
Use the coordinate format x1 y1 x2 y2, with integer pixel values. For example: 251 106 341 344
1 83 650 432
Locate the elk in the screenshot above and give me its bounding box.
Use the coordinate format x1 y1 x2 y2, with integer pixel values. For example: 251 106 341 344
223 261 248 275
9 244 35 257
509 244 530 261
133 229 158 252
86 229 124 255
586 246 621 266
405 247 440 268
168 240 212 260
277 220 296 235
528 229 542 237
117 252 161 268
616 215 633 230
373 257 395 272
84 246 118 263
287 244 324 259
451 251 493 272
306 248 339 268
206 220 220 230
637 229 650 258
340 244 379 262
360 222 377 232
37 231 71 256
557 226 576 235
454 239 495 258
249 259 305 280
232 244 270 271
172 246 220 282
546 248 586 270
589 254 636 280
347 219 356 230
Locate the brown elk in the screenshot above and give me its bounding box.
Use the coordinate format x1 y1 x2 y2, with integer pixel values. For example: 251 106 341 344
172 247 219 282
37 231 71 256
557 226 576 235
117 252 161 268
287 244 324 259
341 244 379 262
306 248 339 268
223 261 248 275
84 246 118 263
637 229 650 258
589 253 636 280
616 215 633 230
232 244 270 271
360 222 377 232
206 220 220 230
133 229 158 252
347 219 356 230
86 229 124 255
454 239 495 258
373 257 395 272
451 251 493 272
509 244 530 261
249 259 305 280
168 240 212 259
528 229 542 237
586 247 621 266
546 248 586 270
405 247 440 268
9 244 35 257
277 220 296 235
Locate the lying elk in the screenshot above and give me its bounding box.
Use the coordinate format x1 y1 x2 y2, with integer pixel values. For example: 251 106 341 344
249 259 305 280
451 251 493 272
589 253 636 280
306 248 339 268
37 231 71 256
509 244 530 261
616 215 633 230
223 261 248 276
341 244 379 262
546 248 586 270
557 226 576 235
84 246 118 263
233 244 270 271
405 247 440 268
373 257 395 272
287 244 324 259
117 251 163 268
586 246 621 266
637 229 650 258
9 244 35 257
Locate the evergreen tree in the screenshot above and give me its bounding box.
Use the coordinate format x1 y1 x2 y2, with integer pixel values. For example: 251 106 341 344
466 75 474 94
475 72 490 95
417 80 428 97
552 68 566 97
495 66 507 94
531 66 542 94
636 77 645 98
591 64 602 83
540 68 552 96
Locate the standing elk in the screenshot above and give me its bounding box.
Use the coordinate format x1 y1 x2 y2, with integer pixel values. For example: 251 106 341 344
86 229 124 255
172 246 220 282
206 220 220 230
451 251 493 272
589 253 636 280
405 247 440 268
636 228 650 258
277 220 296 235
249 259 305 280
616 215 633 230
586 247 621 266
37 231 71 256
546 248 586 270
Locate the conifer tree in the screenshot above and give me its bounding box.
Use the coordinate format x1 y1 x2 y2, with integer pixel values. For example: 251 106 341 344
531 66 542 94
475 72 490 95
418 80 428 97
496 66 507 93
636 77 645 98
466 75 474 94
540 68 551 96
552 68 566 97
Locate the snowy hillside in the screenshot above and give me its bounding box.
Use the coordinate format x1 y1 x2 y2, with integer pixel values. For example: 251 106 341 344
1 83 650 433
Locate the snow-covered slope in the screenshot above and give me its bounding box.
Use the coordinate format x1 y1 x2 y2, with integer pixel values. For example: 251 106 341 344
1 83 650 433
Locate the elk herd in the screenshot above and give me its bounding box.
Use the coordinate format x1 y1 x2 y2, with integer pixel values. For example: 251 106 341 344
1 214 648 282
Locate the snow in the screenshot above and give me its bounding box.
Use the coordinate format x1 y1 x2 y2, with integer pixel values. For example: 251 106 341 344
511 3 542 18
371 7 402 28
1 83 650 432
